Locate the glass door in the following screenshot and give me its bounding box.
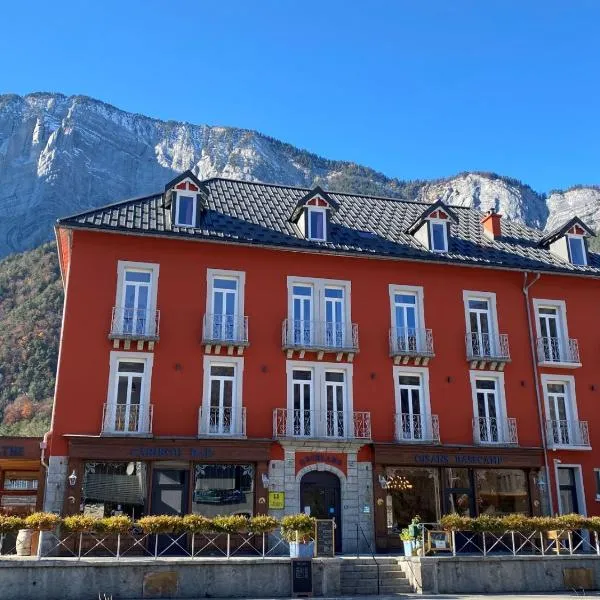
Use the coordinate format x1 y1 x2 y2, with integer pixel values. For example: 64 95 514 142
394 293 418 352
325 371 346 437
475 379 500 443
212 278 238 341
122 270 152 335
547 382 570 444
397 374 423 440
468 298 492 357
324 287 345 347
208 365 235 434
538 307 562 361
557 468 579 514
113 360 145 432
292 369 313 436
292 285 313 345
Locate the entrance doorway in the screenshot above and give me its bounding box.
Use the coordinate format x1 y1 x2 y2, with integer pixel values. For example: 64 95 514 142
151 468 189 554
557 467 580 514
300 471 342 552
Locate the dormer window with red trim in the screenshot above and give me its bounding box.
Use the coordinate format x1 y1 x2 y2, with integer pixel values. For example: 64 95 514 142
567 231 586 266
174 180 199 227
407 201 458 254
290 186 340 243
428 211 449 252
538 217 594 267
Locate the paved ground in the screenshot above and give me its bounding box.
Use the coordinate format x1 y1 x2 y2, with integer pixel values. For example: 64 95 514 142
127 595 600 600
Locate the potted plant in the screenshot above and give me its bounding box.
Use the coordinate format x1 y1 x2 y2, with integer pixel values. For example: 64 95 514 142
408 515 422 539
281 514 316 558
400 527 416 556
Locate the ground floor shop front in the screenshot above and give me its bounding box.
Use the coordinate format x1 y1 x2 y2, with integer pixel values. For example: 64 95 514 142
372 444 546 552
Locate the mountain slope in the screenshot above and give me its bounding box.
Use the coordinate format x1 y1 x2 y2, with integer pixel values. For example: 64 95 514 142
2 92 598 259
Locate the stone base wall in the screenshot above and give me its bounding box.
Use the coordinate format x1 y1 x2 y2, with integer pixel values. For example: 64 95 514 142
0 558 342 600
42 456 68 514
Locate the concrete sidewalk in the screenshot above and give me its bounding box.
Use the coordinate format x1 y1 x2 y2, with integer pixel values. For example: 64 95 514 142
126 595 600 600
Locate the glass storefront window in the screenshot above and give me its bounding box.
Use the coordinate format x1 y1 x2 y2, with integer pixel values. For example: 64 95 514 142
192 464 254 518
3 471 39 491
82 462 147 519
475 469 530 515
385 467 440 533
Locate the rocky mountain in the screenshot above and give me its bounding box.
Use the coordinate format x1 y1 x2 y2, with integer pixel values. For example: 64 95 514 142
1 92 599 258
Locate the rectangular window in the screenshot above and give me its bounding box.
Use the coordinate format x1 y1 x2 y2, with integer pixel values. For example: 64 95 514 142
568 236 586 265
474 379 499 443
292 369 313 436
534 300 572 363
2 471 38 491
192 464 254 518
202 357 244 436
325 371 346 437
324 287 345 347
308 209 326 241
292 284 314 345
397 375 423 440
475 469 529 515
176 194 195 227
546 381 571 445
205 269 246 343
430 221 447 252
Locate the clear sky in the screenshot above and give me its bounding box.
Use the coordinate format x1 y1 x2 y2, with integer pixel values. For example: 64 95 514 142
1 1 598 192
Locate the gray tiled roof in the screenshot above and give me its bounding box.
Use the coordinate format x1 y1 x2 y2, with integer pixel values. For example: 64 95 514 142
57 177 600 276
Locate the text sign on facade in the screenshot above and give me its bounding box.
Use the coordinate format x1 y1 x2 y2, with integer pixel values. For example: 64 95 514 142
315 519 335 557
414 453 503 466
129 447 215 459
269 491 285 509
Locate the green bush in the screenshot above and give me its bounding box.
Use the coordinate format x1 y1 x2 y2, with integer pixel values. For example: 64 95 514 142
137 515 183 534
439 514 473 532
0 515 25 533
280 513 316 542
24 512 61 531
248 515 279 534
62 515 97 533
211 515 249 534
182 514 213 533
93 516 132 535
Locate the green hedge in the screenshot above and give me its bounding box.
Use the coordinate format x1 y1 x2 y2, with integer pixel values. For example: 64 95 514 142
439 513 596 532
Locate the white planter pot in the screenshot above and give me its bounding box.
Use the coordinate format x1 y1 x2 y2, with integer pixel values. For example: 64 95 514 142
16 529 33 556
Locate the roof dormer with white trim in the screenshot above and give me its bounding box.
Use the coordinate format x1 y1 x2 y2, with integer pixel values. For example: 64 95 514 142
165 171 205 229
290 186 340 242
539 217 595 266
407 200 458 253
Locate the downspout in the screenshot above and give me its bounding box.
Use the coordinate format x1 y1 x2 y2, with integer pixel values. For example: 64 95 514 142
523 271 554 515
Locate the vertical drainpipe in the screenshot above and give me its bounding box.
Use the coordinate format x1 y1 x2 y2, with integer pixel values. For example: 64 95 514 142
522 271 554 515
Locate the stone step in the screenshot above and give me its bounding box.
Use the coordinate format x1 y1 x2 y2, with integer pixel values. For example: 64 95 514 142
341 584 412 596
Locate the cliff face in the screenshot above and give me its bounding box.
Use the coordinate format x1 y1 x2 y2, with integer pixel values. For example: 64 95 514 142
0 92 598 258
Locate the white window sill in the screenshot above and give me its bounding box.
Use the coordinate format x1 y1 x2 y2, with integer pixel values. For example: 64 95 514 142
100 432 153 438
548 444 592 451
538 361 582 369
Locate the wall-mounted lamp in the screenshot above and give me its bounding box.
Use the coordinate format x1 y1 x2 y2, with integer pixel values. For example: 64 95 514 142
261 473 270 488
68 470 77 487
378 474 388 489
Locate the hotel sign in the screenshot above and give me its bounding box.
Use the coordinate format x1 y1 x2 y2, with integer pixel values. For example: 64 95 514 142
415 453 503 466
129 447 215 459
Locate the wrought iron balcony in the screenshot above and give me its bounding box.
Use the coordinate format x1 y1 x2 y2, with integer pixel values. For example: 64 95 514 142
109 307 160 340
466 332 510 363
102 403 153 435
537 337 581 367
395 413 440 444
282 319 359 357
472 416 518 445
546 419 590 448
202 314 249 347
198 406 246 437
273 408 371 440
389 328 434 362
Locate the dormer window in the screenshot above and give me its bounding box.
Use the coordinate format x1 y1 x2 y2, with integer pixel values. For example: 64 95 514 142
175 193 196 227
308 207 326 241
538 217 594 267
289 186 340 243
430 220 448 252
567 235 586 266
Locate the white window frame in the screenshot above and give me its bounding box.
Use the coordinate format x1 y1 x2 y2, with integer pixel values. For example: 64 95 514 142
463 290 499 356
115 261 160 315
541 374 581 448
428 219 448 252
105 351 154 435
286 360 354 436
533 298 569 341
206 269 246 318
201 355 244 436
554 463 587 516
307 207 327 241
287 276 352 327
392 366 432 440
469 370 508 442
389 284 426 332
174 191 197 227
567 234 587 266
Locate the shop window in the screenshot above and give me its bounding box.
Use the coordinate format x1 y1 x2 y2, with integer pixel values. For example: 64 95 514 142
82 462 147 519
3 471 38 491
385 467 440 534
192 464 254 518
475 469 529 515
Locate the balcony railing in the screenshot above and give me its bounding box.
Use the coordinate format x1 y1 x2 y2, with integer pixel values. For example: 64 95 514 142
202 314 249 346
198 406 246 437
102 403 153 435
473 416 518 445
395 413 440 443
282 320 359 353
466 332 510 362
537 337 580 366
109 307 160 340
546 419 590 448
273 408 371 440
389 328 434 358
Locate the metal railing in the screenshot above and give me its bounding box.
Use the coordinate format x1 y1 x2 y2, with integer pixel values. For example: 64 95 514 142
546 419 590 448
198 406 246 436
281 319 359 352
389 328 434 357
109 307 160 339
536 337 580 364
273 408 371 440
473 416 518 445
395 413 440 443
466 332 510 361
102 403 153 435
202 314 249 345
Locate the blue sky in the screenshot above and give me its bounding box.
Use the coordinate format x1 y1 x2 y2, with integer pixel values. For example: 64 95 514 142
1 1 599 192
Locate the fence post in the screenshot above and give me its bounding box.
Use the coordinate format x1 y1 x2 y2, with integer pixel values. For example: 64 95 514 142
540 531 545 556
191 533 195 559
568 531 573 556
356 524 359 558
511 531 516 556
451 531 456 557
116 533 121 560
78 532 82 560
0 533 3 555
482 532 487 557
595 531 599 556
262 533 266 558
154 535 158 559
227 534 230 558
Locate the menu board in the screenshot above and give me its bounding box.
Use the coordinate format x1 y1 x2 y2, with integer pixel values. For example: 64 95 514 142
315 519 335 557
291 558 313 596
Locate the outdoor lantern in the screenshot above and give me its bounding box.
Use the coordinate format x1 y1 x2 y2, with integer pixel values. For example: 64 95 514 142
378 474 388 489
261 473 270 488
68 470 77 487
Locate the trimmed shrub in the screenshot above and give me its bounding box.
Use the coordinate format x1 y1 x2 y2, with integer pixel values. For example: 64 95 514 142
0 515 25 533
280 513 316 542
93 516 132 535
439 513 473 532
62 515 97 533
182 514 213 534
137 515 184 535
212 515 249 534
24 512 61 531
248 515 279 534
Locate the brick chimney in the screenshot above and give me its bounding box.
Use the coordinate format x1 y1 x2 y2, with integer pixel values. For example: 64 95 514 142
481 208 502 239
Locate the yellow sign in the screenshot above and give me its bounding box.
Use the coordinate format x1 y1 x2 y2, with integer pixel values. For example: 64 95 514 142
269 491 285 509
